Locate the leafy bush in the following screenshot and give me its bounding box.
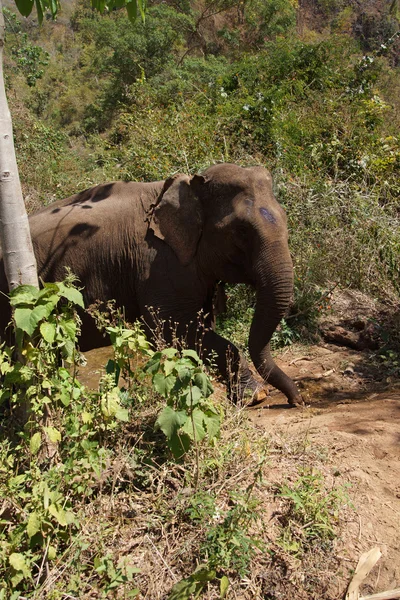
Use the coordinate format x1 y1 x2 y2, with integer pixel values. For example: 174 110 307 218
146 348 220 461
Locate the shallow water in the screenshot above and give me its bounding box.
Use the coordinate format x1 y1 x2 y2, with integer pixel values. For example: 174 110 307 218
76 345 113 390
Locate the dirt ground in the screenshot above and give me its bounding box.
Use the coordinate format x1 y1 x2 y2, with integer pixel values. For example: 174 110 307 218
244 289 400 598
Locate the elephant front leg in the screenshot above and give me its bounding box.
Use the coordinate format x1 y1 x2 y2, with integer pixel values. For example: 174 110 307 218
196 329 264 403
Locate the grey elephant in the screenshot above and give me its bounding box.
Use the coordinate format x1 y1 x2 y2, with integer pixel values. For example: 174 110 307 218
0 163 301 405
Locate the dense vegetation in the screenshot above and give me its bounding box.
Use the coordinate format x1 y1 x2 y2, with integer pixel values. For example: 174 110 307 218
5 0 400 327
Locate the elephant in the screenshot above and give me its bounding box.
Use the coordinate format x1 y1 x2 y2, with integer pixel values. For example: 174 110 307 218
0 163 301 405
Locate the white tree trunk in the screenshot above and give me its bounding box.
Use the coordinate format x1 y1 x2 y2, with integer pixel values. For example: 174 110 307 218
0 0 38 290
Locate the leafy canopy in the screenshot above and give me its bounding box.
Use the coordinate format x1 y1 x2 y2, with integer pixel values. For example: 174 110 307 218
14 0 145 25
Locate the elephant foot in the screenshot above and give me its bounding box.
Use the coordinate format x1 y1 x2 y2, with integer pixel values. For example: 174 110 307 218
237 369 268 405
287 394 304 407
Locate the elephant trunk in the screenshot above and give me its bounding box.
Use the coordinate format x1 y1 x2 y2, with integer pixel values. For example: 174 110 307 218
248 241 301 404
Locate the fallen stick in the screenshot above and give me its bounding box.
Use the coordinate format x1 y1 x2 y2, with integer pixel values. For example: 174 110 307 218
346 547 382 600
360 590 400 600
293 369 335 382
289 356 313 365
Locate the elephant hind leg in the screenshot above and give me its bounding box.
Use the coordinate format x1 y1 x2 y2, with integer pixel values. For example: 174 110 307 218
237 360 267 403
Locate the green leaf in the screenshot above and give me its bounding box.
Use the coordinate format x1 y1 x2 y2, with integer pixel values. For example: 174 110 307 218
49 0 58 18
167 431 190 459
35 0 44 24
30 432 42 455
48 503 69 527
176 366 191 387
115 408 130 422
59 386 71 407
9 284 39 306
15 300 57 335
44 426 61 443
181 408 206 441
156 406 187 439
220 575 229 598
192 565 216 582
58 283 85 308
193 372 213 397
9 553 31 579
163 359 176 376
81 411 93 423
168 566 215 600
101 388 121 418
106 359 117 374
162 348 178 358
144 352 162 375
62 339 76 362
153 373 175 397
203 410 221 439
14 308 40 336
168 578 198 600
37 284 59 298
27 512 41 538
186 385 202 406
59 318 77 341
40 321 56 344
182 349 201 363
137 0 146 21
126 0 138 22
9 474 27 488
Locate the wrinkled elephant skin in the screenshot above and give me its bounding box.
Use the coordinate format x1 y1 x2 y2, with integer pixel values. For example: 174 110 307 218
0 164 301 405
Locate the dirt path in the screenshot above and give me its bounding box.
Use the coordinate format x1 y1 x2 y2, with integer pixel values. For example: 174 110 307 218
248 344 400 597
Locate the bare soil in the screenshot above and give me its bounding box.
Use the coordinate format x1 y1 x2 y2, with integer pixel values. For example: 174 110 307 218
247 344 400 596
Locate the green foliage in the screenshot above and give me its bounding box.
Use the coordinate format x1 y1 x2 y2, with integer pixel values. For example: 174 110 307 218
0 277 351 597
93 555 140 597
276 468 350 555
4 0 400 342
168 461 265 597
12 0 145 25
200 490 263 576
167 565 218 600
145 348 220 459
4 8 49 87
0 279 143 597
12 34 49 87
190 462 265 572
1 275 84 413
245 0 297 44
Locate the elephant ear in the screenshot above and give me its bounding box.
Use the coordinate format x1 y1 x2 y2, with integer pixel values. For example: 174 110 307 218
150 174 204 266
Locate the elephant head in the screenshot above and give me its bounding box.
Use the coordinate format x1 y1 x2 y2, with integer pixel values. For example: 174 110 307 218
150 163 301 405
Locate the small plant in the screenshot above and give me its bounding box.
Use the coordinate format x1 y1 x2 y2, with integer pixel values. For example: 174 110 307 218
199 460 265 577
271 318 298 349
276 468 349 556
200 488 263 576
104 318 152 394
93 554 140 597
168 459 266 599
145 348 221 462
